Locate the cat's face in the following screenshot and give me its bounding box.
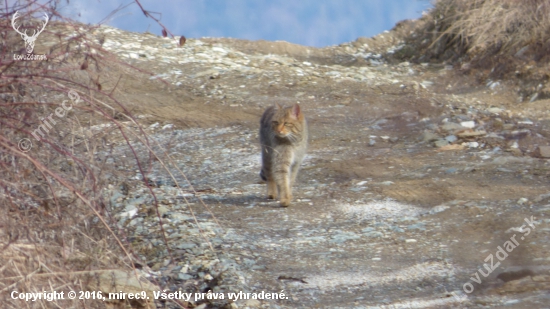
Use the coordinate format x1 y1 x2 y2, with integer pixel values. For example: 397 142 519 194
271 104 304 138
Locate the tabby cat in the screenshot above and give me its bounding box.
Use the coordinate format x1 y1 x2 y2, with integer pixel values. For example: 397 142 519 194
259 103 308 207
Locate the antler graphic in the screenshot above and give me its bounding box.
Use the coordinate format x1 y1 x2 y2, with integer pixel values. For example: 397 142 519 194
12 11 49 54
11 11 24 35
33 13 49 37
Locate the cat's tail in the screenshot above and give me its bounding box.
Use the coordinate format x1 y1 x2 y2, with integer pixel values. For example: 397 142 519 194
260 169 267 181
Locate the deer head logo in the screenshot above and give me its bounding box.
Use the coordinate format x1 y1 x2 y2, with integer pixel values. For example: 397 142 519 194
11 11 49 54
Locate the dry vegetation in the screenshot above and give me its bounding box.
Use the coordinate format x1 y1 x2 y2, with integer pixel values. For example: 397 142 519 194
0 2 189 308
394 0 550 100
404 0 550 60
430 0 550 56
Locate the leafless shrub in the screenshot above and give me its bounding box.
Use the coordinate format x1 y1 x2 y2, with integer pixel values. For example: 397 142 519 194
0 1 201 308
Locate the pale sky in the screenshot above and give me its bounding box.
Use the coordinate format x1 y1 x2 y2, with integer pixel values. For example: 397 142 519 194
59 0 432 47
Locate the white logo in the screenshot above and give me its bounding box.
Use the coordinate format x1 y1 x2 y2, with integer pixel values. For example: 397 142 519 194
11 11 49 54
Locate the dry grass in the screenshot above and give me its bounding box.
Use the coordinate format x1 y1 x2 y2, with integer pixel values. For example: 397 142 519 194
398 0 550 63
431 0 550 55
392 0 550 100
0 2 204 308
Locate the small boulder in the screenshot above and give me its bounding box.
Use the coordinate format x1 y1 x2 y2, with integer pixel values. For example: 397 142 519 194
87 269 159 309
533 146 550 158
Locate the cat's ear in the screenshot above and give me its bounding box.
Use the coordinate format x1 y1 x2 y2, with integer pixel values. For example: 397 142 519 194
275 103 283 110
292 103 301 118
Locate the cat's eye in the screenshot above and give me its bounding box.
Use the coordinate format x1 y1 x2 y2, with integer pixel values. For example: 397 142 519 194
272 121 279 125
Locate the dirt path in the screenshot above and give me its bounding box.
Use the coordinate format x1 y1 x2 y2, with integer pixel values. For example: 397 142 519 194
94 27 550 308
191 81 550 307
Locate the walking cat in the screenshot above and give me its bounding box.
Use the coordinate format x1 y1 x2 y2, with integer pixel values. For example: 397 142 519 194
259 103 308 207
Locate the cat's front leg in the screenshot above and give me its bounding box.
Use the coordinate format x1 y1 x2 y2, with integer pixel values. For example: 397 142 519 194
289 162 300 187
267 176 277 199
276 174 292 207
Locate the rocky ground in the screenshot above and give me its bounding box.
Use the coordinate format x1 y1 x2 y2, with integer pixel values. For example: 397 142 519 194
89 24 550 308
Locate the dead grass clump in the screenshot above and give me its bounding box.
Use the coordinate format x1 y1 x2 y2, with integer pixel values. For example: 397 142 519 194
403 0 550 62
431 0 550 56
395 0 550 101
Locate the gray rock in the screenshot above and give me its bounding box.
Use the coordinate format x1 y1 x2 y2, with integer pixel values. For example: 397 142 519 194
330 231 361 243
534 193 550 203
517 198 528 205
535 146 550 158
441 122 463 131
87 270 159 309
389 226 405 233
429 205 450 214
460 120 475 128
434 139 449 148
178 273 194 280
244 299 261 307
195 69 221 79
487 107 503 114
363 231 384 238
496 168 513 173
445 135 457 143
407 223 426 231
492 156 535 165
420 80 434 88
156 205 170 216
176 243 197 250
170 213 193 223
421 131 440 142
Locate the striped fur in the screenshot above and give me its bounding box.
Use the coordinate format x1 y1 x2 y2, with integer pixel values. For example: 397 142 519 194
259 103 308 207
